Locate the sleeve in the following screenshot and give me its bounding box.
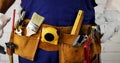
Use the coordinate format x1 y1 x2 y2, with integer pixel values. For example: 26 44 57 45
0 0 15 13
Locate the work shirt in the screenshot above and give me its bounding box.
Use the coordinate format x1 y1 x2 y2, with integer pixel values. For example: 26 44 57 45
21 0 96 26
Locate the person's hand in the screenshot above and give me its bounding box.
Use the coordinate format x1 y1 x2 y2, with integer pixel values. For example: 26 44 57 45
0 13 10 38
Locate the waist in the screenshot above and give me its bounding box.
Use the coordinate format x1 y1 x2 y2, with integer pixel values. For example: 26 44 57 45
38 24 91 51
39 24 72 51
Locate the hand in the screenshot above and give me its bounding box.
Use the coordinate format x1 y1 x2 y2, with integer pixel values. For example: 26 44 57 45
0 13 10 38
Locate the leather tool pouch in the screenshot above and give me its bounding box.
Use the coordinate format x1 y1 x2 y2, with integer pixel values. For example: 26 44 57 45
59 33 84 63
59 25 101 63
9 19 41 61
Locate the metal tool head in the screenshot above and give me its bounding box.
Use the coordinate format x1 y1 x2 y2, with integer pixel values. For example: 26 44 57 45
72 35 88 46
5 42 16 51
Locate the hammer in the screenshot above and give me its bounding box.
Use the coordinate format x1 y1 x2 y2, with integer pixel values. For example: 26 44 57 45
5 42 15 63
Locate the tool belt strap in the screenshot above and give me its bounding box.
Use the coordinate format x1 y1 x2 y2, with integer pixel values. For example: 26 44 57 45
39 24 91 51
38 24 72 51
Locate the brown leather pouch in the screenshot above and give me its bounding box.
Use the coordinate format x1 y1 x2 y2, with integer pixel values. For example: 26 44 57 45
59 25 101 63
59 25 90 63
9 19 41 61
59 33 84 63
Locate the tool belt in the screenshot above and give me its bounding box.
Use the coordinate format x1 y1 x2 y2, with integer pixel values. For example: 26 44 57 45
38 24 101 63
59 25 101 63
10 19 101 62
9 19 72 60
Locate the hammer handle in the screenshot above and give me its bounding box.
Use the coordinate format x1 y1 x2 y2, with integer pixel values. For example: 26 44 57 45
9 55 13 63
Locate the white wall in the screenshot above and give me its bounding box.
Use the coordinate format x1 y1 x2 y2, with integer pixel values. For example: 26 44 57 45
95 0 120 63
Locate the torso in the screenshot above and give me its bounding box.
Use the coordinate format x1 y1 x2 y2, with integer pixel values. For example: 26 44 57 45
21 0 96 26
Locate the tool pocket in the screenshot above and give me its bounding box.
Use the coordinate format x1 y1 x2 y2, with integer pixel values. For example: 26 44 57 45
59 33 101 63
13 33 28 48
9 19 41 61
10 31 41 61
59 33 84 63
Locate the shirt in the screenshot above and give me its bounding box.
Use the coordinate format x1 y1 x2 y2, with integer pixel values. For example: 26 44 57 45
21 0 96 26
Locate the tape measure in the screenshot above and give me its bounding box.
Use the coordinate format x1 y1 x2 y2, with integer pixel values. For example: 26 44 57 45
41 27 59 45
